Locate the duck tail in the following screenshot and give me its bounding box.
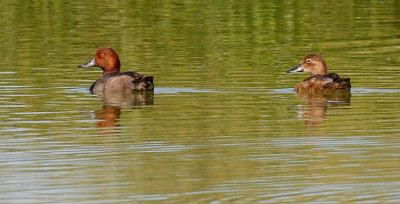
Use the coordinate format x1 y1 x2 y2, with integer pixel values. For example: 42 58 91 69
143 76 154 83
338 78 351 90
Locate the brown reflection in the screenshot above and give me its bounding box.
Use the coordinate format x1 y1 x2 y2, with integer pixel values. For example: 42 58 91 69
296 90 351 127
94 91 154 129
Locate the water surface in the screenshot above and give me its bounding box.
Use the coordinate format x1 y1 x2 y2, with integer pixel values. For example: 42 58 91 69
1 0 400 203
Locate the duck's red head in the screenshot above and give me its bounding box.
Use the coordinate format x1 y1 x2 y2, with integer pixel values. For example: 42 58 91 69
287 54 328 75
78 47 121 75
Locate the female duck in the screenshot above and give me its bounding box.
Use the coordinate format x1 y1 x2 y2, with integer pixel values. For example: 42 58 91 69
78 47 154 93
287 54 351 92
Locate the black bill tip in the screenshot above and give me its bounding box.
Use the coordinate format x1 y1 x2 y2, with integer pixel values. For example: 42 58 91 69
78 57 97 68
287 63 304 73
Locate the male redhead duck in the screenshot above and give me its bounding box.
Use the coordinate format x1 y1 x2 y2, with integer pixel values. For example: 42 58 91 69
78 47 154 93
287 54 351 92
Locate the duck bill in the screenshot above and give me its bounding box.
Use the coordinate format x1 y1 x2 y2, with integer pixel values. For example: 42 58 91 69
78 57 97 68
286 64 304 73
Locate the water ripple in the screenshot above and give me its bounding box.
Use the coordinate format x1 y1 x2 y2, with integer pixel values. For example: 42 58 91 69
155 87 221 94
352 88 400 94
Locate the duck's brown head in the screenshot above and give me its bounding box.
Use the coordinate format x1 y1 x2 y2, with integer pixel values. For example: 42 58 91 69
78 47 121 75
287 54 328 75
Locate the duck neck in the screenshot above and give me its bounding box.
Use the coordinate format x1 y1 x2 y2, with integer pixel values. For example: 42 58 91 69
313 69 327 75
319 61 328 75
102 67 120 75
312 64 328 75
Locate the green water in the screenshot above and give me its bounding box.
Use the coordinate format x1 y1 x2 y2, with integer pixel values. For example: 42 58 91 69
1 0 400 203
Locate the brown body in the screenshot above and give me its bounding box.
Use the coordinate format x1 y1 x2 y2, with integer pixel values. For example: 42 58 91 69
90 72 153 93
287 54 351 92
78 47 154 94
295 73 351 93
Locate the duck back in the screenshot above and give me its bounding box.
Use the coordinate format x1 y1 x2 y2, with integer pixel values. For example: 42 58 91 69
90 72 154 93
295 73 351 92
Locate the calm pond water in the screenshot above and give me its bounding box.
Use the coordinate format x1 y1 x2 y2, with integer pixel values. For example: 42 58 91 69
1 0 400 203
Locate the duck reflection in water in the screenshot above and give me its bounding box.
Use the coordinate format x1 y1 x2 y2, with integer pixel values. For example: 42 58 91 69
296 91 351 127
94 91 154 129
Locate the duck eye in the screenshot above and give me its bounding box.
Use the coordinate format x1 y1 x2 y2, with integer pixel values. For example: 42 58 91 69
306 59 312 63
100 53 105 58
